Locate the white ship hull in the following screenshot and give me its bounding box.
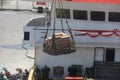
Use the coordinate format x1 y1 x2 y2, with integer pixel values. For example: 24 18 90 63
23 0 120 79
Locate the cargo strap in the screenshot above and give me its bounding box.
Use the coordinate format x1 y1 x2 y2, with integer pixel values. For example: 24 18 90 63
43 0 76 54
52 0 57 50
58 0 64 33
58 0 76 49
44 0 54 40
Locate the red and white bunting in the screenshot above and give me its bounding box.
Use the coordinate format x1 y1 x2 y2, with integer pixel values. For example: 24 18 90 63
74 29 120 38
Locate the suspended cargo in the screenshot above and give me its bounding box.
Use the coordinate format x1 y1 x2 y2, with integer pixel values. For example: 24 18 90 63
43 32 76 55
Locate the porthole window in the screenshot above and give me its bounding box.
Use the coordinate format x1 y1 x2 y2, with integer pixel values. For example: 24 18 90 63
109 12 120 22
73 10 87 20
91 11 105 21
56 8 70 19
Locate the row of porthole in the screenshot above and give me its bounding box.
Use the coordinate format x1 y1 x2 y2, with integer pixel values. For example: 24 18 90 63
56 9 120 22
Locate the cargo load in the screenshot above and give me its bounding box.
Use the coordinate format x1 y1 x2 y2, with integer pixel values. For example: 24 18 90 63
43 32 76 55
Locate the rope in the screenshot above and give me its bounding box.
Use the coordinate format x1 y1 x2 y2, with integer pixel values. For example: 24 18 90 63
59 0 76 48
49 0 55 23
52 0 57 50
58 0 64 32
22 41 35 59
44 0 55 40
44 25 49 41
43 0 76 53
43 0 55 48
66 20 76 47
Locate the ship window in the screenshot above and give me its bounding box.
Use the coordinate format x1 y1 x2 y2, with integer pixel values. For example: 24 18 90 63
90 11 105 21
73 10 87 20
24 32 30 40
105 48 115 62
56 8 70 19
109 12 120 22
26 18 45 26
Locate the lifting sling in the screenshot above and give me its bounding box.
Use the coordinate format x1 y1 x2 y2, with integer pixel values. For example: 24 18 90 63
43 0 76 55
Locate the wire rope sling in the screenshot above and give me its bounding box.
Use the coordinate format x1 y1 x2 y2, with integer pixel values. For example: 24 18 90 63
43 0 76 55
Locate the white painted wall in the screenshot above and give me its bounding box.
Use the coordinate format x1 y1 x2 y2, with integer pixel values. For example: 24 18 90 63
35 46 94 77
